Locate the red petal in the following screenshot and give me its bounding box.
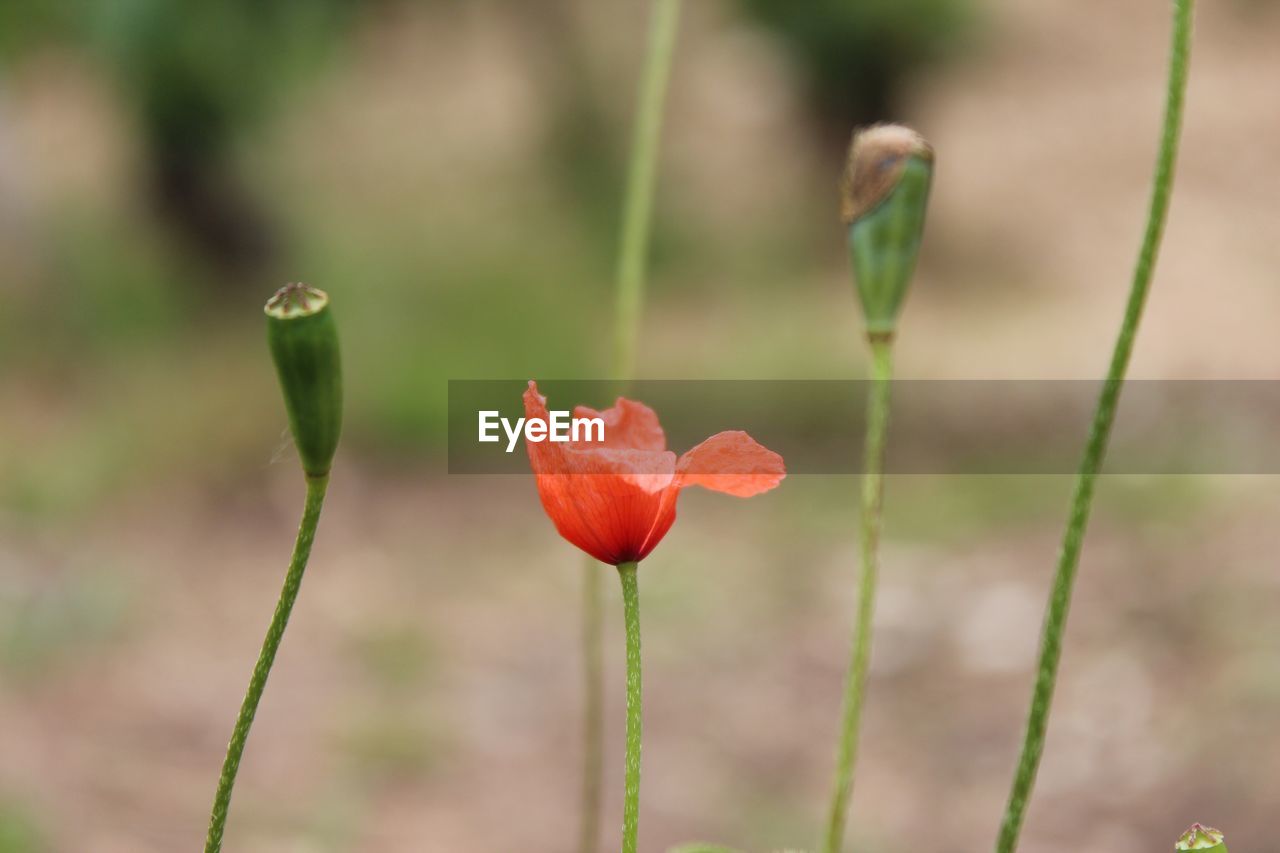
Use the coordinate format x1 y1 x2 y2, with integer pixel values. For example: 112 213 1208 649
573 398 666 451
526 381 678 564
524 381 567 475
676 431 786 497
635 484 680 561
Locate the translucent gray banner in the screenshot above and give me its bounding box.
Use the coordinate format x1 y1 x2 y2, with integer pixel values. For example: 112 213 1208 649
447 380 1280 475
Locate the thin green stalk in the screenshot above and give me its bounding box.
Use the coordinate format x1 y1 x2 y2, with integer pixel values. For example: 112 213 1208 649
205 475 329 853
617 561 643 853
994 2 1194 850
823 337 894 853
611 0 683 383
576 563 605 853
579 4 682 852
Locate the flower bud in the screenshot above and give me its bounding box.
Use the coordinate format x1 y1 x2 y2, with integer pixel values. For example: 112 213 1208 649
1176 824 1227 852
265 283 343 479
840 124 934 338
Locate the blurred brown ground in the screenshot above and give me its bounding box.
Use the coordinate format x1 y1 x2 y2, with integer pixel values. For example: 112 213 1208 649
3 0 1280 851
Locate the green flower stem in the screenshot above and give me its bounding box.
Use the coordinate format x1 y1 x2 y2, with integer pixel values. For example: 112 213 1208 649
205 475 329 853
580 3 682 852
611 0 683 383
824 336 894 853
617 561 643 853
576 563 605 853
994 2 1194 851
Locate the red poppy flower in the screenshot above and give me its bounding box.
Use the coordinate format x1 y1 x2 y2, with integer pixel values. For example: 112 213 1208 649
524 380 785 565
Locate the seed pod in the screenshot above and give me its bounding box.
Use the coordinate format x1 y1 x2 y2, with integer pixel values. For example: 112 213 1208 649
840 124 934 338
1176 824 1227 852
265 283 343 479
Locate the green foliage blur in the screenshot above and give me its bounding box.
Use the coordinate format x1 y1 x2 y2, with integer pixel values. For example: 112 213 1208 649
0 0 358 121
1 0 361 270
738 0 973 135
0 797 46 853
0 0 976 520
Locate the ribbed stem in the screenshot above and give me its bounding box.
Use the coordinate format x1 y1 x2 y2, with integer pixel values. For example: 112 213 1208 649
617 562 643 853
823 337 894 853
204 475 329 853
576 561 605 853
994 2 1194 850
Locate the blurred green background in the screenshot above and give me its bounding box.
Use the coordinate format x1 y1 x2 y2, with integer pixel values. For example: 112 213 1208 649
2 0 1280 851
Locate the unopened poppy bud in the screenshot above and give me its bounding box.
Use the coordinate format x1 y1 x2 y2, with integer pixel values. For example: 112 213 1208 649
265 283 343 479
840 124 934 338
1176 824 1227 852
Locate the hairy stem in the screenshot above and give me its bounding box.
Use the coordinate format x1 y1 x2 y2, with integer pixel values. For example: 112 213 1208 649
994 2 1194 850
824 337 894 853
205 475 329 853
577 562 605 853
617 562 643 853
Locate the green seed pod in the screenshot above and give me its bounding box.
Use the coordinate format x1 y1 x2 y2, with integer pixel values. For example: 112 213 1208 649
265 283 343 479
841 124 934 339
1176 824 1227 852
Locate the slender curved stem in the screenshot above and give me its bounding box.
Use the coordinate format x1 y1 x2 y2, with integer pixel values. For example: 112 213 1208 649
823 337 894 853
617 561 643 853
205 475 329 853
576 561 605 853
577 4 683 852
610 0 683 383
994 2 1194 850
